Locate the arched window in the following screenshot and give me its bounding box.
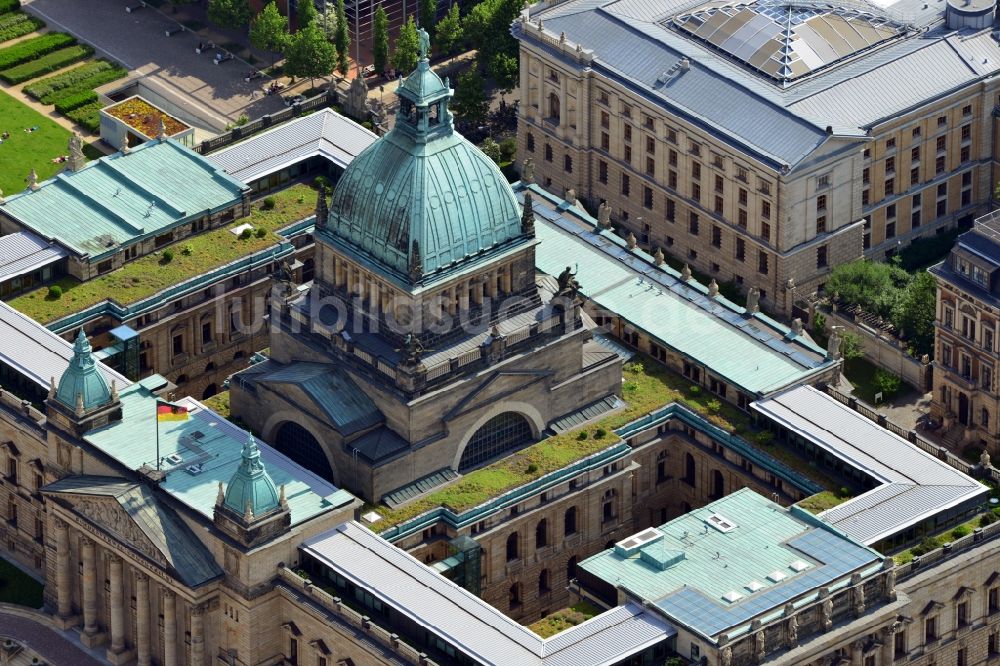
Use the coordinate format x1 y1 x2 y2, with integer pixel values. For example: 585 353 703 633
459 412 534 472
535 519 548 549
683 452 696 486
233 350 246 361
538 569 550 594
564 506 577 536
566 556 578 582
274 421 335 481
201 384 218 400
204 362 216 373
509 582 522 608
175 374 189 385
506 532 519 562
548 93 560 122
711 469 724 498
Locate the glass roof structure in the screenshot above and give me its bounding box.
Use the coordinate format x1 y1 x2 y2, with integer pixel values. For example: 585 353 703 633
670 0 906 83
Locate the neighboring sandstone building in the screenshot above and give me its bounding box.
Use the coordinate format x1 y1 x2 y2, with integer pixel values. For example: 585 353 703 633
230 40 622 503
515 0 1000 312
930 211 1000 450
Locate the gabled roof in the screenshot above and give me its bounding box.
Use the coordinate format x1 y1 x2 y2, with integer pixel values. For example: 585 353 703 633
751 385 986 544
204 108 378 183
43 475 223 588
0 140 247 260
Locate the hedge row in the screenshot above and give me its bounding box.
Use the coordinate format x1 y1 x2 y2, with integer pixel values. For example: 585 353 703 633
37 63 125 105
0 0 21 14
64 100 103 133
0 44 92 84
25 60 115 101
53 88 97 113
0 31 74 69
0 12 43 43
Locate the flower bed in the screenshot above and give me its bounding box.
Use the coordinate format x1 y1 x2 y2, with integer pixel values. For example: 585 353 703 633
104 96 188 138
25 60 126 104
0 44 93 84
0 12 44 43
0 32 74 70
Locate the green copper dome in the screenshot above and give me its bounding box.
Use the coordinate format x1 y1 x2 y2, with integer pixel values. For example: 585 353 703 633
55 330 113 412
223 434 281 519
326 32 525 284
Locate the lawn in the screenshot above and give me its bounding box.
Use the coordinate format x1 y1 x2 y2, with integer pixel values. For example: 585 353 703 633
202 391 231 418
371 356 756 532
0 556 43 608
0 87 71 195
10 184 317 323
843 357 918 405
527 601 602 637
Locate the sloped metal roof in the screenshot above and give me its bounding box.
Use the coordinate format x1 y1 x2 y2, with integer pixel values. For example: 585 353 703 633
43 475 223 588
1 140 246 259
303 521 676 666
524 185 833 395
0 230 67 283
751 385 986 544
205 108 378 183
0 299 128 394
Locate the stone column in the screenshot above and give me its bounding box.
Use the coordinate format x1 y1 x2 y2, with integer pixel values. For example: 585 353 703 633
190 603 205 666
136 573 150 666
502 266 513 294
81 536 99 639
472 278 484 306
107 554 125 656
369 277 379 312
55 518 72 620
850 639 863 666
458 281 470 312
486 270 498 298
163 590 177 666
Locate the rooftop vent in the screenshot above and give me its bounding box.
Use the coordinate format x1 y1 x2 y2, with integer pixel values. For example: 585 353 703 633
745 580 764 592
615 527 664 557
185 464 203 475
789 560 810 572
165 453 183 465
722 590 744 603
706 513 737 533
767 570 788 583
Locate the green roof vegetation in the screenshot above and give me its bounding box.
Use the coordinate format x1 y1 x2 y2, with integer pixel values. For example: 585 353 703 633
0 556 43 608
10 184 316 323
893 510 994 564
370 356 754 531
527 601 602 638
202 391 231 418
796 489 852 515
0 87 72 195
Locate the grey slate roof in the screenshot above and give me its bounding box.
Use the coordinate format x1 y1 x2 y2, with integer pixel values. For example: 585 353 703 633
0 231 67 283
525 0 1000 167
43 475 223 588
752 385 986 544
205 108 378 183
303 521 676 666
0 300 129 394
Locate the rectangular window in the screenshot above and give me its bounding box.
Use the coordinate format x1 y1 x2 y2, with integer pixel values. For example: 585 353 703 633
912 126 921 138
735 238 745 262
600 111 610 129
646 157 655 176
666 199 676 222
887 203 896 219
816 194 827 212
885 156 895 174
963 104 972 116
886 137 896 150
817 246 828 268
601 132 610 151
544 144 553 162
961 124 971 141
714 175 724 193
689 213 699 236
714 195 724 215
761 200 771 219
817 173 830 188
623 145 632 164
201 321 212 344
738 208 747 227
937 115 947 127
621 174 630 196
643 186 654 209
960 145 970 163
816 216 826 234
925 616 937 642
173 334 184 355
886 222 896 239
623 125 632 142
564 155 573 173
692 162 701 180
668 170 677 190
862 189 870 206
885 178 895 196
936 136 947 152
668 149 678 167
862 167 870 184
598 160 608 184
712 226 721 248
738 188 748 205
911 167 920 186
761 222 770 242
758 251 768 275
692 183 701 202
646 136 655 154
736 166 748 182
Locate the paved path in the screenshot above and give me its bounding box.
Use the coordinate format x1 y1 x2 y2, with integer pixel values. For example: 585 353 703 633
0 611 103 666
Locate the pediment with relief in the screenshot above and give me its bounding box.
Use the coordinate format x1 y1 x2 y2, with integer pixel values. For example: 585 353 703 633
69 495 168 568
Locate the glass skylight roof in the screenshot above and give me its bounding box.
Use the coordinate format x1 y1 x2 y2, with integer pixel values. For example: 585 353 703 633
670 0 906 83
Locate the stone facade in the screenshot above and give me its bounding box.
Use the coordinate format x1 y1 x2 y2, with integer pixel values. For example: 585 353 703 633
515 23 997 315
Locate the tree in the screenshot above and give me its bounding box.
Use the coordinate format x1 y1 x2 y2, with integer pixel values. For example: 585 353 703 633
480 137 502 165
451 70 488 125
894 271 937 358
464 0 523 89
250 1 289 68
317 1 340 41
286 21 336 89
873 369 902 399
373 5 389 75
839 331 864 361
208 0 252 29
420 0 437 32
297 0 318 28
333 0 350 76
435 3 463 56
393 16 420 73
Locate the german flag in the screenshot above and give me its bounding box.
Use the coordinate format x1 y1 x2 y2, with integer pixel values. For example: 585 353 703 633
156 400 189 422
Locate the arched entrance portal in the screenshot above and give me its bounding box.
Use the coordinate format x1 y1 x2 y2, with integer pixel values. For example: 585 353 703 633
458 412 534 472
274 421 335 481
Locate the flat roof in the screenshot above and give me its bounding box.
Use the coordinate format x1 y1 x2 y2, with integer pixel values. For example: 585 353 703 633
752 385 986 544
0 230 67 283
205 108 378 183
303 521 676 666
579 488 882 639
0 299 127 394
0 139 247 260
83 382 355 525
523 184 833 395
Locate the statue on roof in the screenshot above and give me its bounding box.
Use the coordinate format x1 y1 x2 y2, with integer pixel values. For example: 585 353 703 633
521 192 535 235
26 168 38 191
399 333 426 365
746 287 760 314
597 201 611 228
418 28 431 60
555 265 580 298
521 158 534 184
67 132 86 172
